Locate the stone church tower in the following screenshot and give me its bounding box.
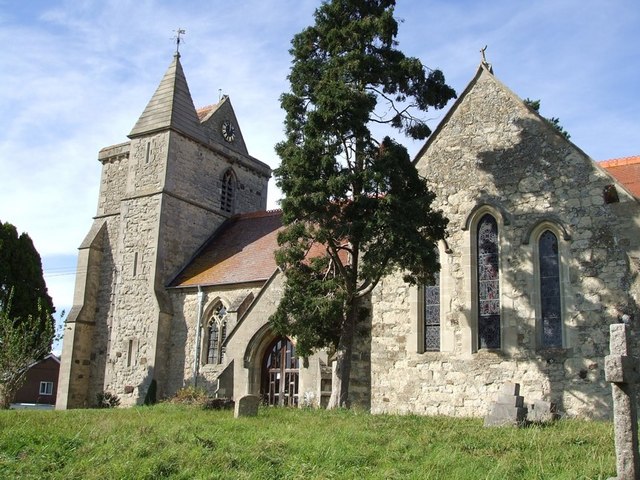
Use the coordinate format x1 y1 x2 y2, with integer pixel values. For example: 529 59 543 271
57 54 271 408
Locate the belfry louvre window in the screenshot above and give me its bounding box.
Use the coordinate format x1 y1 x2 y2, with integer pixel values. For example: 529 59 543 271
539 230 562 347
424 254 440 352
477 214 500 349
220 170 235 213
206 303 228 364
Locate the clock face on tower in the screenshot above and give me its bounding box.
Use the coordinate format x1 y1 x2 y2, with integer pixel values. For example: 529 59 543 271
221 120 236 143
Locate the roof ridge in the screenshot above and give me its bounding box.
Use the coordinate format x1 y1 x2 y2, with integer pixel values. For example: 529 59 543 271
600 156 640 167
234 209 282 220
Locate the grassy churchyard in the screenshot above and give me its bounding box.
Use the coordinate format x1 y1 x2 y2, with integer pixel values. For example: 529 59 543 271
0 404 615 479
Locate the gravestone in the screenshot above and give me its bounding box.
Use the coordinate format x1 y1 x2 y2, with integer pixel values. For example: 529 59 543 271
605 323 639 480
484 382 527 427
234 394 260 418
526 399 557 424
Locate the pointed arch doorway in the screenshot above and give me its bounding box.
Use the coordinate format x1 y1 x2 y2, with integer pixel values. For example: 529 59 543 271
261 336 299 406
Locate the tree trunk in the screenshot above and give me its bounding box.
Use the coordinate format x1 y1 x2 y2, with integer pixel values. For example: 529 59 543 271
0 385 12 409
327 300 358 409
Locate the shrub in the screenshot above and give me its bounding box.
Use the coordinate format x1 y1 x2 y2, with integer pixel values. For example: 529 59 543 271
169 386 234 410
96 391 121 408
169 386 209 406
202 398 234 410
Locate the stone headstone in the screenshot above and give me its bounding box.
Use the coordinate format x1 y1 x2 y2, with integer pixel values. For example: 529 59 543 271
605 323 639 480
484 382 527 427
526 400 557 424
234 394 260 418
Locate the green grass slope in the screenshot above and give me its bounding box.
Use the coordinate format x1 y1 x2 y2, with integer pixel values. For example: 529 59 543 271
0 404 615 479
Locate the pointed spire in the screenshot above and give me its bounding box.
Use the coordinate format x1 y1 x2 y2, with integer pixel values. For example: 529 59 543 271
129 54 204 141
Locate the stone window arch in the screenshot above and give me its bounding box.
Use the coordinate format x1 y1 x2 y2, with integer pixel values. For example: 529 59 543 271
474 212 501 350
530 222 568 348
220 169 236 214
203 301 228 365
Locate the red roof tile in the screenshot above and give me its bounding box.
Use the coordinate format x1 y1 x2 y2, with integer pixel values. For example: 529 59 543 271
171 210 283 287
170 209 352 288
196 103 220 121
600 156 640 197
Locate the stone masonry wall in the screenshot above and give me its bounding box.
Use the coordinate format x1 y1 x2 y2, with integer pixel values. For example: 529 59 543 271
165 133 269 216
368 67 640 419
87 217 120 400
105 194 162 405
167 274 330 406
99 126 270 404
97 142 130 217
166 284 263 397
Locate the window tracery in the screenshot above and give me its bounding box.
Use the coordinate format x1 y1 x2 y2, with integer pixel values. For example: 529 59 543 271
206 302 228 364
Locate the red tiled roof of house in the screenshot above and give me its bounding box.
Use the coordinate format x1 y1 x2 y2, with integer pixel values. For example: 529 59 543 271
171 210 283 287
600 156 640 197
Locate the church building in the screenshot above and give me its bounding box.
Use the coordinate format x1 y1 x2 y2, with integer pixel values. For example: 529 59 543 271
57 53 640 419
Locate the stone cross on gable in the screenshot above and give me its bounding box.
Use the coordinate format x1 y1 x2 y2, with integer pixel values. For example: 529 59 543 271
605 323 640 480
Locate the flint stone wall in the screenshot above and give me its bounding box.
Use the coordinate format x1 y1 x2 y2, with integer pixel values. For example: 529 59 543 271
368 67 640 419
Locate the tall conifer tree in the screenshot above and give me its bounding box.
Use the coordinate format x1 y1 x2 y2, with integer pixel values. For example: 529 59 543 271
0 220 55 407
0 220 54 333
271 0 456 408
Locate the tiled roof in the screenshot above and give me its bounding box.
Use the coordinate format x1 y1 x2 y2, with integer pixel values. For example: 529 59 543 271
171 210 283 287
600 156 640 197
196 103 220 121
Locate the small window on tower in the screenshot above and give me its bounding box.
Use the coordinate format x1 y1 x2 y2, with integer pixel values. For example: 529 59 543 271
220 169 236 213
133 252 138 277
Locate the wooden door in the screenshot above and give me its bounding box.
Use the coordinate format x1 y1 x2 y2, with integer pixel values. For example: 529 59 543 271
261 337 299 406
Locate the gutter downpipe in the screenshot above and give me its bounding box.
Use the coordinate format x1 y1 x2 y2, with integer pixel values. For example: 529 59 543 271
193 286 204 386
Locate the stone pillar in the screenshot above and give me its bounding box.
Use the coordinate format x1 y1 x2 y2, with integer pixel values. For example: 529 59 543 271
605 323 639 480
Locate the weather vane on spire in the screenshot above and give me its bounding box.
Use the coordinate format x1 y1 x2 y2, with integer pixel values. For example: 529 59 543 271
173 28 186 54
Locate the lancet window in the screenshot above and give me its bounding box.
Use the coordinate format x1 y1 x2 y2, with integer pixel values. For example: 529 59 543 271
539 230 562 347
477 214 500 349
206 302 228 364
220 169 236 213
424 251 441 352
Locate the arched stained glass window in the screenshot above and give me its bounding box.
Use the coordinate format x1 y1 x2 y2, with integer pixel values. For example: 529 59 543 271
424 251 440 352
477 214 500 349
206 302 227 364
220 170 235 213
539 230 562 347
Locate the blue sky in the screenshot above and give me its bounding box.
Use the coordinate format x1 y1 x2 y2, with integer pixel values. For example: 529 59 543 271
0 0 638 352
